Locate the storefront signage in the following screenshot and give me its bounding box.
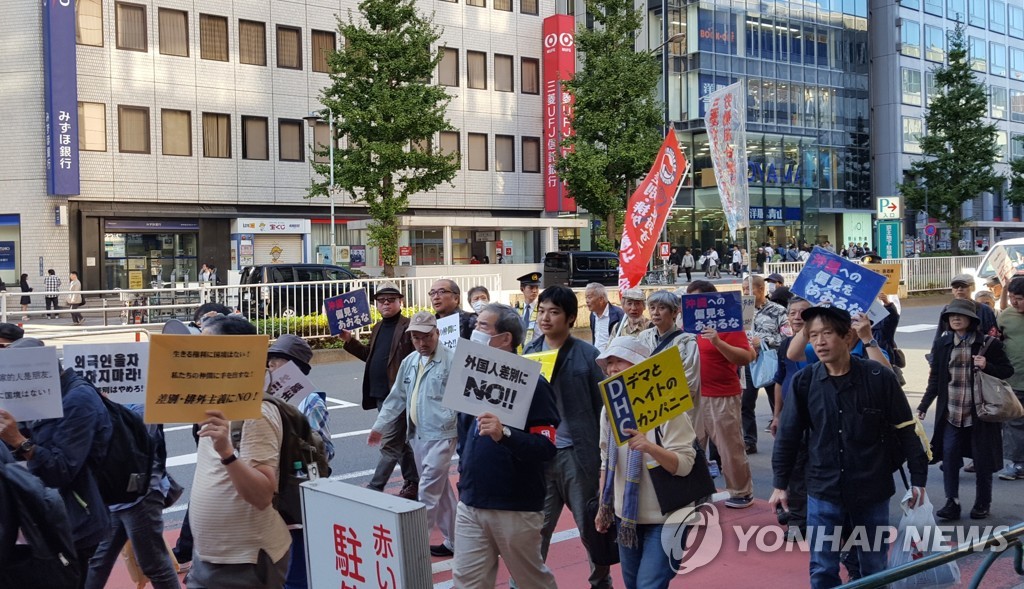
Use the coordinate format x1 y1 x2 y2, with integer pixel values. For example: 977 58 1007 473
542 14 578 214
748 207 801 222
0 242 15 270
43 0 80 196
105 220 200 231
398 246 413 266
697 9 737 55
236 218 310 234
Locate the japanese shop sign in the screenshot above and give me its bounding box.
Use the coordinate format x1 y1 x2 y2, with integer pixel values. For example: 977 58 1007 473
63 342 148 405
303 479 431 589
43 0 80 195
442 340 540 430
0 346 63 421
542 14 578 213
523 349 557 381
618 131 687 290
144 334 269 423
599 347 692 446
791 247 887 315
0 242 15 270
862 263 902 296
265 360 315 407
681 291 744 334
325 289 372 335
437 313 460 352
704 82 749 240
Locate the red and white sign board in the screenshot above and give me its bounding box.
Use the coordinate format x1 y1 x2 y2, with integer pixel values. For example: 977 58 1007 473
542 15 577 213
659 242 671 259
398 246 413 267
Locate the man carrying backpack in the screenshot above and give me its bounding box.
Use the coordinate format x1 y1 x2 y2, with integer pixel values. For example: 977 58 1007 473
0 338 112 588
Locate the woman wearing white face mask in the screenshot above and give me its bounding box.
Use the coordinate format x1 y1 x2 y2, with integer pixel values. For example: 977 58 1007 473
467 286 490 314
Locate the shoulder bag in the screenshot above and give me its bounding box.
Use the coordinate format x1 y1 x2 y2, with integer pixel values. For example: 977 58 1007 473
647 427 717 515
974 337 1024 423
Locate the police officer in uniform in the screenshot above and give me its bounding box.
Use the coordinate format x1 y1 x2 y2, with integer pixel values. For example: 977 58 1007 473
517 272 542 345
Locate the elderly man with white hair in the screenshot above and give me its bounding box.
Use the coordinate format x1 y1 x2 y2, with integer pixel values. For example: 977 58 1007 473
637 290 701 431
610 289 651 340
586 283 623 350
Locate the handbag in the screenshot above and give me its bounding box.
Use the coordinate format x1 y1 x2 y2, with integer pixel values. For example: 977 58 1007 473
974 338 1024 423
582 496 619 566
750 341 778 389
647 429 717 515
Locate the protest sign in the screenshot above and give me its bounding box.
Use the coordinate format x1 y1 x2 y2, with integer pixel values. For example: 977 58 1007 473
324 289 372 335
862 263 902 296
63 342 148 405
145 334 269 423
742 295 755 332
987 246 1024 285
442 339 539 430
265 360 316 407
791 247 887 315
0 346 63 421
523 350 557 381
437 313 460 352
681 291 744 334
599 347 692 446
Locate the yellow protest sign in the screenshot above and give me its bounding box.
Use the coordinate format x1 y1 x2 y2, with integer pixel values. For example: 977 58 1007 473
144 334 269 423
523 350 558 380
599 347 692 446
863 263 902 295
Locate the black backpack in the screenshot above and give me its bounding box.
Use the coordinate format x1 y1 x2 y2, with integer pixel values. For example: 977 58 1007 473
0 462 80 588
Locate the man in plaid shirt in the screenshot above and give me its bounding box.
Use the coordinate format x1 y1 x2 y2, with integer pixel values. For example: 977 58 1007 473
43 269 61 319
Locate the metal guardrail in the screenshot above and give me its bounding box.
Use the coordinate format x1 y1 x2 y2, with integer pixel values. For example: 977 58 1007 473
765 256 984 294
839 522 1024 589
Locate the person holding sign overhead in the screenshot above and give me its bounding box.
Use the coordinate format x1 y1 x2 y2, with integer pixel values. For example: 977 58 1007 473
517 272 542 344
368 311 458 559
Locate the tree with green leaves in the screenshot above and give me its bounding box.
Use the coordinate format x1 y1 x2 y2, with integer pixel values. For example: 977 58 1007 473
898 25 1001 255
557 0 664 249
1009 136 1024 206
311 0 459 276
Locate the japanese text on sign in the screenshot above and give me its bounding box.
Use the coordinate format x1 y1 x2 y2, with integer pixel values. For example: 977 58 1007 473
600 347 692 446
325 289 372 335
681 291 744 334
265 360 315 407
790 246 887 315
862 263 902 296
442 340 539 429
0 346 64 421
64 342 148 405
437 313 460 352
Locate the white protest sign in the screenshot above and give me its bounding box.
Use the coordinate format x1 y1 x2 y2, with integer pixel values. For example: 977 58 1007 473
0 346 64 421
742 295 755 332
437 313 460 352
63 342 148 405
265 360 316 407
442 339 539 430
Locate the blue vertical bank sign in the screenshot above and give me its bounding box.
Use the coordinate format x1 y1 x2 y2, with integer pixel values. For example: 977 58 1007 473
43 0 80 196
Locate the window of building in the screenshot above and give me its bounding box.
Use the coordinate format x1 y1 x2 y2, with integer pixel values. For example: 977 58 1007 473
521 0 538 14
991 42 1007 76
992 85 1008 118
1013 133 1024 159
925 25 945 62
239 20 266 65
924 0 943 16
313 122 331 163
495 135 514 171
949 0 966 21
200 14 228 61
118 105 150 153
158 9 188 57
78 102 106 151
495 54 513 92
1011 5 1024 38
202 113 231 158
521 58 540 94
522 136 540 173
161 109 191 156
76 0 103 46
1011 90 1024 122
439 48 459 87
312 30 335 73
991 0 1006 33
926 70 938 105
115 3 147 51
278 119 304 161
1011 47 1024 80
468 133 488 170
495 0 512 10
969 36 987 71
904 0 920 9
969 0 986 27
277 26 302 69
902 117 923 153
900 20 921 58
996 130 1008 161
467 51 487 89
901 68 923 105
439 131 460 159
242 116 269 160
467 0 485 7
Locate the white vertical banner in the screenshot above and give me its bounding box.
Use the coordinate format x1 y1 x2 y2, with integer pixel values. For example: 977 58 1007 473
704 82 749 241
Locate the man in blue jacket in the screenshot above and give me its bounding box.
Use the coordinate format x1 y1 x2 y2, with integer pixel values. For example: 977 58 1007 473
453 303 560 589
523 286 610 589
0 338 112 588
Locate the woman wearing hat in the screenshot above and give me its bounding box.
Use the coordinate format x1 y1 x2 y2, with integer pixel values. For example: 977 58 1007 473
595 337 697 588
918 299 1014 520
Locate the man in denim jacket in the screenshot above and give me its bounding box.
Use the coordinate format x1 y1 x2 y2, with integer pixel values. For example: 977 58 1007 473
369 311 458 557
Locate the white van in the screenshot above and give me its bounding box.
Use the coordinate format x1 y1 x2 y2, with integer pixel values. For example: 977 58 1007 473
968 237 1024 291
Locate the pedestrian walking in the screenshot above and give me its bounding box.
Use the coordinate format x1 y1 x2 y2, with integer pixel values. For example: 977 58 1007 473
44 268 61 318
681 249 694 282
996 276 1024 481
19 273 32 321
67 271 84 325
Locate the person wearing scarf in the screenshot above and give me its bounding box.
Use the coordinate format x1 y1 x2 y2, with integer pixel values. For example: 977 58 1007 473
594 337 698 588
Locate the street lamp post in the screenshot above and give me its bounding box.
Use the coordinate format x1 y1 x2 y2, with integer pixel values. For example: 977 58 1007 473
305 110 335 254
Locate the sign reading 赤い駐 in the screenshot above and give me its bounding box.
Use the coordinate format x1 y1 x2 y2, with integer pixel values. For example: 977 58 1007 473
324 289 372 335
790 247 887 315
600 347 692 446
144 334 269 423
64 342 148 405
442 339 539 430
0 346 64 421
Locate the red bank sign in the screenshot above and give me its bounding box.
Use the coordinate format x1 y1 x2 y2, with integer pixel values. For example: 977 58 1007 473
542 15 577 213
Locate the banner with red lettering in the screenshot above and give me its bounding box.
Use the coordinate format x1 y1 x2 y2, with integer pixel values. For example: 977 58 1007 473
704 82 748 240
618 132 687 290
542 15 577 213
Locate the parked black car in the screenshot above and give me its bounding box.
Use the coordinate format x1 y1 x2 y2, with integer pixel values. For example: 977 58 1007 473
542 251 619 288
239 264 356 318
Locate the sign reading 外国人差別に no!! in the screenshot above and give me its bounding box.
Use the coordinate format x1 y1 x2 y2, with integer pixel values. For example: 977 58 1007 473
442 339 539 430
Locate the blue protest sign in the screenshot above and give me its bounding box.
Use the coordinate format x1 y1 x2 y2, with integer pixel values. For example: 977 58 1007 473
680 291 744 333
790 246 886 315
324 289 372 335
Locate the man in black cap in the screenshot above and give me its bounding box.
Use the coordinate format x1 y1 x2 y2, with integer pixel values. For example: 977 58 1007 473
517 272 542 342
0 322 24 347
342 283 418 500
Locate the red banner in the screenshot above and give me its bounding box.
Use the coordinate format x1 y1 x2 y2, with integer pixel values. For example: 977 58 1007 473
618 132 687 290
542 15 576 213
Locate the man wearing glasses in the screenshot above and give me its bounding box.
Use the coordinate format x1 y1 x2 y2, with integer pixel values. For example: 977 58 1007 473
342 283 419 500
430 279 477 339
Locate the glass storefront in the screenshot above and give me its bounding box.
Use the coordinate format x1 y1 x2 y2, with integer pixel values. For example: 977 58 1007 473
102 220 199 290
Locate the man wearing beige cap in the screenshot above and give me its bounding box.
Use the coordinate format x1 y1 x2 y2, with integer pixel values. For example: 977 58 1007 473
610 288 650 341
933 274 999 346
368 311 458 558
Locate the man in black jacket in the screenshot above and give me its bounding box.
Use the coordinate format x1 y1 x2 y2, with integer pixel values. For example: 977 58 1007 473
453 303 559 588
771 306 928 589
431 279 477 340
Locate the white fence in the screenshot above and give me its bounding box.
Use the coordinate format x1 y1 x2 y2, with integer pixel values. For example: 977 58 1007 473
764 256 984 294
